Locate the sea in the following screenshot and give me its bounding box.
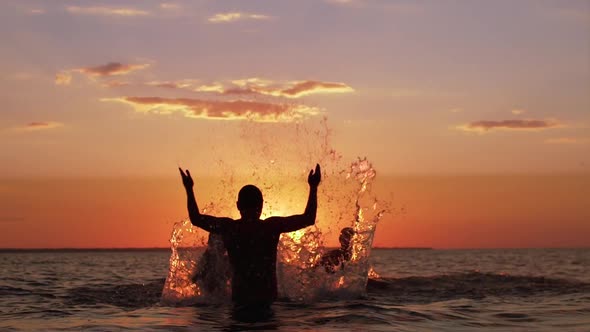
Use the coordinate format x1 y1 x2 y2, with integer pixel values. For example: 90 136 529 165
1 248 589 331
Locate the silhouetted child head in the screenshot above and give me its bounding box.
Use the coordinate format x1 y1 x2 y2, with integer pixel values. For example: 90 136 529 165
339 227 355 250
207 233 225 251
237 185 263 219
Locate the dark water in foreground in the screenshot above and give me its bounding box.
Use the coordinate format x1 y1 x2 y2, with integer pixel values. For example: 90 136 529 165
1 248 589 331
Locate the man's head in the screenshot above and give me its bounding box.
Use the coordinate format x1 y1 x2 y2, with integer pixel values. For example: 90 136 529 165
237 185 263 219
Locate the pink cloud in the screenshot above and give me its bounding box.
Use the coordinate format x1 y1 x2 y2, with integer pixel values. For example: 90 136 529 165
55 62 150 86
66 6 149 17
223 79 354 98
77 62 150 77
103 96 319 122
140 77 354 98
14 121 64 131
457 119 561 133
208 12 272 23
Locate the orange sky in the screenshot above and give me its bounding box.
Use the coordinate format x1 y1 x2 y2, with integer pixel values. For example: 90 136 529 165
1 174 588 248
0 0 589 248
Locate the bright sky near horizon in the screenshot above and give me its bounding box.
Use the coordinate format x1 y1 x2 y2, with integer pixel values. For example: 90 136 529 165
0 0 589 248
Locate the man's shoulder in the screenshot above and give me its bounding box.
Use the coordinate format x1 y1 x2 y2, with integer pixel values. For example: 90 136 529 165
237 219 283 236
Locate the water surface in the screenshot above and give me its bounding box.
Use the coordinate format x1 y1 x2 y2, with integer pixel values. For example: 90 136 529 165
1 248 589 331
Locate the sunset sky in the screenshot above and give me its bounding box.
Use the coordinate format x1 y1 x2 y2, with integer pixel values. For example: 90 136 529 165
1 0 589 248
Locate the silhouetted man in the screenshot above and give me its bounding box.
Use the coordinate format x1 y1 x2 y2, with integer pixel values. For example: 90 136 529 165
179 164 321 307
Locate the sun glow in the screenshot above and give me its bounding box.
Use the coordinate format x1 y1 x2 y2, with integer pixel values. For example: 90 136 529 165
263 203 310 245
261 202 298 219
286 229 306 243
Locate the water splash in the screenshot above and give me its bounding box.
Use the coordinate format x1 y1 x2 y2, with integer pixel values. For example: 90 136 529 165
347 157 385 290
160 219 203 305
161 118 386 304
277 157 385 302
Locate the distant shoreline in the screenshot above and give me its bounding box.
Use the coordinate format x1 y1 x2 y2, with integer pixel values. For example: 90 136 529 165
0 247 435 252
1 247 588 252
0 248 172 253
373 247 433 250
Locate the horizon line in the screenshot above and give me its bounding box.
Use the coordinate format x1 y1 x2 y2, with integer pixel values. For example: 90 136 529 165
0 246 588 252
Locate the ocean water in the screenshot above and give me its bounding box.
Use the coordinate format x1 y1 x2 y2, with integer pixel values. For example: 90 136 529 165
1 248 589 331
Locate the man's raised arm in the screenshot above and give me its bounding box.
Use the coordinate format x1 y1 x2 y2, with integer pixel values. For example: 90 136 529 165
267 164 321 233
179 168 230 234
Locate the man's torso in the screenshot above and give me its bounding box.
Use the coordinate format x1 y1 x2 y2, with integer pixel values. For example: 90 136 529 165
222 220 281 304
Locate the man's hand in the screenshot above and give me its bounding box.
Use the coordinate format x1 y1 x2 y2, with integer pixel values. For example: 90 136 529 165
179 168 194 190
308 164 321 188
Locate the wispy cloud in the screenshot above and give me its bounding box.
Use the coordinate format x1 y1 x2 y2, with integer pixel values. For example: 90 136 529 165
77 62 150 77
140 77 354 98
160 3 180 10
208 12 272 23
66 6 149 17
103 80 131 88
194 82 225 93
457 119 562 133
14 121 64 132
325 0 357 5
278 80 354 98
511 109 526 115
146 80 197 89
324 0 368 8
545 7 590 25
55 72 72 85
223 79 354 98
55 62 150 86
231 77 273 87
103 97 319 122
545 137 589 145
28 9 45 15
326 0 423 12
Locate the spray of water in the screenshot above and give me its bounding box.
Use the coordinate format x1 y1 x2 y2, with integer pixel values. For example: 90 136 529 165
277 157 385 302
161 118 386 304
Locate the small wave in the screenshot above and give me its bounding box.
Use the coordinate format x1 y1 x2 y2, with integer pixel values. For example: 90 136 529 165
65 279 165 308
367 272 590 303
60 272 590 309
492 312 536 322
0 285 32 296
13 309 72 318
311 313 394 326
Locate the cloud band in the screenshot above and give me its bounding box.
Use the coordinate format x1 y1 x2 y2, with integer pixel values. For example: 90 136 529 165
103 96 319 122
